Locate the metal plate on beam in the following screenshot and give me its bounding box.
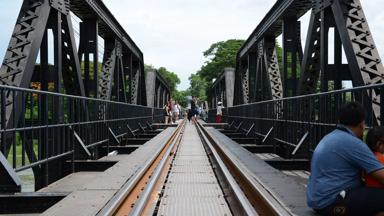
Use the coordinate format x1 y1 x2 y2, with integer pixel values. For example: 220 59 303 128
50 0 70 15
39 172 102 193
41 190 116 216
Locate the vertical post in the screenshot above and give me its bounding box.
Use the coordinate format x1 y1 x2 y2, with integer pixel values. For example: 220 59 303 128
283 16 301 97
79 19 98 97
334 25 343 90
320 9 329 92
224 68 235 107
248 53 257 102
145 69 156 107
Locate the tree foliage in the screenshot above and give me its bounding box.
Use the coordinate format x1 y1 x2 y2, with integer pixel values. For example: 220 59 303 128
189 74 208 102
189 39 245 102
157 67 180 97
144 64 181 98
197 39 245 82
173 90 190 108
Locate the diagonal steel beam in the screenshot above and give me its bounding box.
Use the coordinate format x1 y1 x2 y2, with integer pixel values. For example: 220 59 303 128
238 0 311 59
71 0 143 61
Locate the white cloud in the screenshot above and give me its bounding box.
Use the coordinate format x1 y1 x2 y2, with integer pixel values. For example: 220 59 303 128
1 0 384 90
104 0 274 90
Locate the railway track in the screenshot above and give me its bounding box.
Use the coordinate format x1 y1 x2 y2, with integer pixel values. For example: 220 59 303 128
96 120 295 216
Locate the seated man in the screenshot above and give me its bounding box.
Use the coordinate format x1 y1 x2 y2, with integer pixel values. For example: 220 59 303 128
307 102 384 216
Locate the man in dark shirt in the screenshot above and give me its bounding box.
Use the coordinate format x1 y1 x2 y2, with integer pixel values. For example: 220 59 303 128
307 102 384 216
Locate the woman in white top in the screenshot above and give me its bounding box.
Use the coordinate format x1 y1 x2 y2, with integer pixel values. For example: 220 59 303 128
216 101 224 123
172 102 180 122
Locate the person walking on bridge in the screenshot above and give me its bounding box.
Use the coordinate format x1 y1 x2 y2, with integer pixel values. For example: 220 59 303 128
163 101 171 124
216 101 224 123
191 96 198 123
307 102 384 216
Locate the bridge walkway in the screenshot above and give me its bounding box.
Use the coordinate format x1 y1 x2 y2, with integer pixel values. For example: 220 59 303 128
157 123 232 215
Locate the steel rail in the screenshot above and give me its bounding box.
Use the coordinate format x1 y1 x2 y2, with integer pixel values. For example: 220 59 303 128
96 121 185 216
196 120 295 216
195 121 258 216
128 120 185 216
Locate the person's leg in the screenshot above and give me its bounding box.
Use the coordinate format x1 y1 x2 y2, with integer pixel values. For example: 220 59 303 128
343 187 384 216
316 187 384 216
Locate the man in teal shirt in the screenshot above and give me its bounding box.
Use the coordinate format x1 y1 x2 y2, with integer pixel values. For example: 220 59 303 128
307 102 384 215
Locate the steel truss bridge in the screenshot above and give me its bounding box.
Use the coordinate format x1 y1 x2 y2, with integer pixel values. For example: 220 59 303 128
0 0 383 215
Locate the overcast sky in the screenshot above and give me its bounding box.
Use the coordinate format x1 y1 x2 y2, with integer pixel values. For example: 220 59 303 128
1 0 383 90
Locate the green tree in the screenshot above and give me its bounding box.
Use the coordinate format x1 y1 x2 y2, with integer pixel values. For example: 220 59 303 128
197 39 245 82
173 90 190 107
144 64 181 98
189 74 208 102
157 67 180 97
144 64 155 71
190 39 244 103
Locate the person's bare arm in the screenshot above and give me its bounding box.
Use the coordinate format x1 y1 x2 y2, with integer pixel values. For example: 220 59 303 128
371 168 384 185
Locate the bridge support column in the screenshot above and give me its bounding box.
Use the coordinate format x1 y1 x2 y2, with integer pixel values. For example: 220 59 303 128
224 68 235 107
145 69 156 107
283 16 302 97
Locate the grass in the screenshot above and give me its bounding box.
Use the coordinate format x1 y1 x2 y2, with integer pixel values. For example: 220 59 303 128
7 141 38 168
5 142 37 192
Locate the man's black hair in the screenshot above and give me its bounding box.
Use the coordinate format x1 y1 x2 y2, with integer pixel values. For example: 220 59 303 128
338 102 365 127
366 127 384 152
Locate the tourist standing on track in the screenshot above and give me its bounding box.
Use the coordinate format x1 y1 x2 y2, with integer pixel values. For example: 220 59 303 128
186 102 192 122
307 102 384 216
191 96 198 123
163 101 171 124
216 101 224 123
170 99 176 123
174 102 181 122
